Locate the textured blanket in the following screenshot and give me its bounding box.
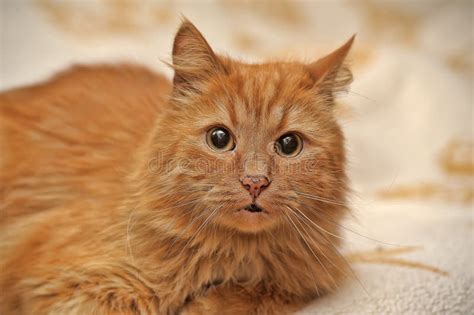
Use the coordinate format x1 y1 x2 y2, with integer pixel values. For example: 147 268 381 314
1 1 472 314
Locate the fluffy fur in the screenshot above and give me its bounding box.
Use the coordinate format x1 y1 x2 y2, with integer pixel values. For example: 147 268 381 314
0 20 354 314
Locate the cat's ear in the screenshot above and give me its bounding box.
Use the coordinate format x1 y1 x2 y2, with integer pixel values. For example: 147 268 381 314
172 19 225 92
308 35 355 95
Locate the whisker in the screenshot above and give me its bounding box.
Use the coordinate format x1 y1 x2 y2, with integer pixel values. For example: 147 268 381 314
125 208 149 284
281 211 321 297
288 206 370 297
348 90 378 103
181 204 222 252
293 192 404 247
154 199 199 213
126 208 136 265
156 188 211 200
295 191 348 207
167 204 211 248
309 209 404 247
284 208 338 291
289 206 345 241
289 208 343 288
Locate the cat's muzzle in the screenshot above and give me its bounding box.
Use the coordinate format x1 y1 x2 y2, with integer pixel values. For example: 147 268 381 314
244 203 263 213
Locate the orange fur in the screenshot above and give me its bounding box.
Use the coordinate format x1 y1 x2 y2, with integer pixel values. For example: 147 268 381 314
0 20 354 314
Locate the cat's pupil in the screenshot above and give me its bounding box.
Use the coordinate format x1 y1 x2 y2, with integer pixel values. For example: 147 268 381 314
279 135 298 155
211 128 230 149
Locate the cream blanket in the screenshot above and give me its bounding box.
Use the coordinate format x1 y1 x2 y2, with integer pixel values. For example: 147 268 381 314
1 1 472 314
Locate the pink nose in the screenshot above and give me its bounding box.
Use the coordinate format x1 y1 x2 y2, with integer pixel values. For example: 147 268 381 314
240 175 270 199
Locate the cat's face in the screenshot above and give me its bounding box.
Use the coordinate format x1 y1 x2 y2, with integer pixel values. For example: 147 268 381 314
148 21 353 234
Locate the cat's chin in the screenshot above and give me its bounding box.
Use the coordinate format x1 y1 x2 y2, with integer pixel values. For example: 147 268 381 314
217 203 278 233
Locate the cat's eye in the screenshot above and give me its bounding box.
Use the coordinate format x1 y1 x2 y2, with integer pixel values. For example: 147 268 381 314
206 127 235 152
275 133 303 157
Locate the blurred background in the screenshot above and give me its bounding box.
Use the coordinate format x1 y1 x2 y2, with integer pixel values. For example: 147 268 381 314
1 0 473 313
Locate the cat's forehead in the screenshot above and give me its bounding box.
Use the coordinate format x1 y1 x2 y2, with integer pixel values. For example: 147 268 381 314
235 62 312 98
187 62 322 142
215 63 316 132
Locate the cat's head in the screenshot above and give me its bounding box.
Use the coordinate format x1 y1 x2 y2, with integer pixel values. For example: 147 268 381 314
143 20 353 235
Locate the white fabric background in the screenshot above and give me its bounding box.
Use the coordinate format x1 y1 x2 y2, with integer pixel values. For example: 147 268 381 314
1 1 472 314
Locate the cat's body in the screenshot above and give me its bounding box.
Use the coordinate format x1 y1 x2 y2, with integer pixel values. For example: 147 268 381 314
0 21 354 314
0 64 171 313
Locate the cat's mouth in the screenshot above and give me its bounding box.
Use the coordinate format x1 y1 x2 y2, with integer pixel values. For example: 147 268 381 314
230 203 274 231
243 203 264 213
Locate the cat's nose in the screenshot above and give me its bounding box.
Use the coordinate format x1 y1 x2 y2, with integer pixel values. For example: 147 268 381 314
240 175 270 199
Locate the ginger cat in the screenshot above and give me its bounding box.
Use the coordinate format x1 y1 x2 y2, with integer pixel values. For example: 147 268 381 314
0 20 354 314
